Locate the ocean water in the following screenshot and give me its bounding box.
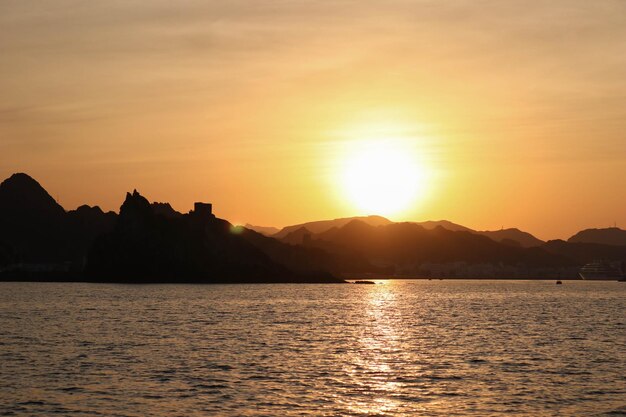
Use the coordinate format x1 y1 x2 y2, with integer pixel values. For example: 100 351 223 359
0 280 624 416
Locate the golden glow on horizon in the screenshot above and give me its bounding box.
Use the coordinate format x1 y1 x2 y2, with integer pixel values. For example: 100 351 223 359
1 1 625 239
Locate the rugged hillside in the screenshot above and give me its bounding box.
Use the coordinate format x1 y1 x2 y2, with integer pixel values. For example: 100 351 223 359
568 227 626 246
0 173 116 263
0 173 67 262
0 173 343 283
86 191 343 283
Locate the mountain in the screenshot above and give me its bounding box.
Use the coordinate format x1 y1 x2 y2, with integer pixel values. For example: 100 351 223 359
0 241 17 267
0 173 117 265
0 173 65 218
65 205 117 262
239 227 378 275
2 172 623 281
273 216 544 248
414 221 544 248
0 173 68 262
413 220 473 232
244 224 280 236
86 190 342 283
568 227 626 246
543 239 626 264
477 228 544 248
281 227 313 245
151 202 182 218
308 220 571 274
273 215 392 239
0 173 344 283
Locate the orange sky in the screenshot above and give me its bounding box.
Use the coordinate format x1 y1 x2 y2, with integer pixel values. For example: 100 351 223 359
1 1 625 240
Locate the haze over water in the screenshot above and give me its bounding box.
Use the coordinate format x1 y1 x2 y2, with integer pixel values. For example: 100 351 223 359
1 280 624 416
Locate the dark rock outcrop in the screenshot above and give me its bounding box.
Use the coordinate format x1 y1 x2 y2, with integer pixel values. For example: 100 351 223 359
0 173 68 262
85 190 342 283
0 173 117 265
151 202 182 218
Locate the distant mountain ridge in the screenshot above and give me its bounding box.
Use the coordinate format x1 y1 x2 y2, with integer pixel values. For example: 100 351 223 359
286 219 626 277
477 228 544 248
412 220 472 232
269 216 544 248
272 215 392 239
244 224 280 236
2 172 625 281
568 227 626 246
281 227 314 245
543 239 626 265
313 220 557 266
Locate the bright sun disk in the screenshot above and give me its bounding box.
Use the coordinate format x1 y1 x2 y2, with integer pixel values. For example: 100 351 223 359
340 141 426 217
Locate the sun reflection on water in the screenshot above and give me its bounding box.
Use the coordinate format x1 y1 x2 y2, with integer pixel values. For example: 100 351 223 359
343 282 409 415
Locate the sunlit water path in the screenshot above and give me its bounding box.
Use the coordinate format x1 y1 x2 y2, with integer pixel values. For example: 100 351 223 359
1 280 624 416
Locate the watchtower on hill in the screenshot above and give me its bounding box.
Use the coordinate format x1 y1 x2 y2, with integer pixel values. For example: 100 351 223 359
193 202 214 219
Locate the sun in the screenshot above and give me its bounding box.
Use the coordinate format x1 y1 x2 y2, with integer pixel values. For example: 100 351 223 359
340 141 427 217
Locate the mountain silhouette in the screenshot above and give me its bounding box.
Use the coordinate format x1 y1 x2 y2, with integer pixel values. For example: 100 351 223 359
151 202 183 218
543 239 626 264
305 220 568 271
281 226 313 245
2 172 625 281
65 205 117 262
0 174 342 283
413 221 543 247
244 224 280 236
85 190 342 283
0 173 65 217
269 216 544 248
0 241 16 268
0 173 117 266
477 228 544 248
273 215 392 239
412 220 473 232
568 227 626 246
239 227 379 275
0 173 69 262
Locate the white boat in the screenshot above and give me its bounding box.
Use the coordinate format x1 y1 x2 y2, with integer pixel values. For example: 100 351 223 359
579 260 624 281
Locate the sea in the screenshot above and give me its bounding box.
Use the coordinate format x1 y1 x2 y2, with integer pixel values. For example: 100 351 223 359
0 280 624 416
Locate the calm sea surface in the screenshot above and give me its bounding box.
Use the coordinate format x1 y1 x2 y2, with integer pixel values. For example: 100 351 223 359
0 280 624 416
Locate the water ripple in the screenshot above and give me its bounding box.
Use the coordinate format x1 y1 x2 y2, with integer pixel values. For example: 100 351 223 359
0 280 624 416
